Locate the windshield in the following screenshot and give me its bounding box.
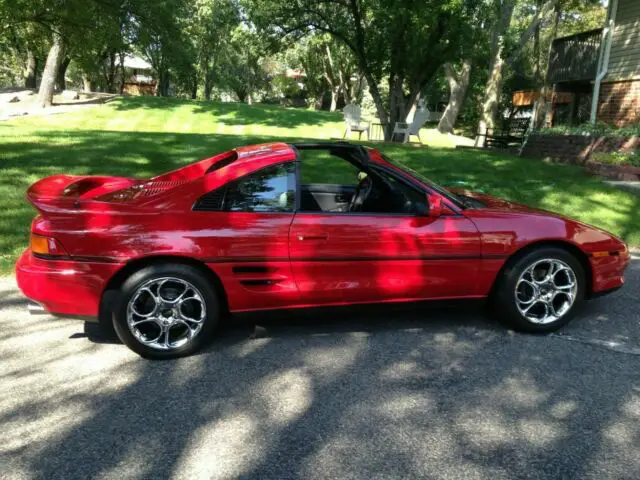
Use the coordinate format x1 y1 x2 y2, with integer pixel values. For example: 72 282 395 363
380 155 466 208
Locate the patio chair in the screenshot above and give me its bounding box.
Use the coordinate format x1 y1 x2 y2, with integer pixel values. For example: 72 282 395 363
343 104 370 140
392 108 430 143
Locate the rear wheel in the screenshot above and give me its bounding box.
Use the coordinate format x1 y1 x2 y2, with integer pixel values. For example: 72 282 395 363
113 264 219 359
494 247 586 332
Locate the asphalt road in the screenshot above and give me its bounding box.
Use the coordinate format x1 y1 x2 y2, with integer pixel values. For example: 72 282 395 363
1 257 639 480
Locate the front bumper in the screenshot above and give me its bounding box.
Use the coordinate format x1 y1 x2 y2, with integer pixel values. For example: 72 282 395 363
16 249 123 317
589 249 631 294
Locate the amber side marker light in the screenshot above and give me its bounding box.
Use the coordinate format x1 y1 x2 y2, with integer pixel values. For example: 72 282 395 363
30 233 68 257
591 251 624 258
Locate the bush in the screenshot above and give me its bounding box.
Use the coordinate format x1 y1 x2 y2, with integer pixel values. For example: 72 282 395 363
590 150 640 167
537 121 640 137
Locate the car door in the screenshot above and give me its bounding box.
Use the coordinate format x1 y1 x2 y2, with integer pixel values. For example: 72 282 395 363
288 176 482 306
192 162 301 311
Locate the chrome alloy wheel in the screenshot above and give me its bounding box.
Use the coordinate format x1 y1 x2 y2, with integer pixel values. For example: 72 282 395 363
514 258 578 325
127 277 206 350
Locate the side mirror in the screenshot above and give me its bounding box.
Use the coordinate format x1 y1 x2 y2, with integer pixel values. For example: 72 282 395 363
427 194 442 217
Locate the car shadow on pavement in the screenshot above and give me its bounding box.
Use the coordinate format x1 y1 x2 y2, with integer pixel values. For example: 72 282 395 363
81 300 501 347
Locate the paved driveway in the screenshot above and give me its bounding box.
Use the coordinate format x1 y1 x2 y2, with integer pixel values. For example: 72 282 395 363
2 257 639 480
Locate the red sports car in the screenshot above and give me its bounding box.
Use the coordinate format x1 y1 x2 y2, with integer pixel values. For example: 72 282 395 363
17 142 630 358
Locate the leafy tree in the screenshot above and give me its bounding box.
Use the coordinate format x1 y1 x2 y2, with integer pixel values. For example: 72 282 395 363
287 34 362 111
187 0 240 99
133 0 192 96
217 26 270 103
1 0 146 102
244 0 480 140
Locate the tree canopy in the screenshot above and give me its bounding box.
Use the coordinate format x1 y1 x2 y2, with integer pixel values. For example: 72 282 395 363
0 0 606 136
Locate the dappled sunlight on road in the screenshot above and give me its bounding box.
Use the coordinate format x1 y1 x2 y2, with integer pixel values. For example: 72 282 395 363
175 413 263 479
0 277 143 478
586 392 640 477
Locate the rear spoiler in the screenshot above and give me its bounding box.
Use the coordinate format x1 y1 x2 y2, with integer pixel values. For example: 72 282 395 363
26 175 137 213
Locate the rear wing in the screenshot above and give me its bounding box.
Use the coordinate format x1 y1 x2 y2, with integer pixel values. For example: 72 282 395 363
26 175 137 213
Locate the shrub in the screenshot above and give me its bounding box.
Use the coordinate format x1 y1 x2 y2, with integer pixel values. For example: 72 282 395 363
536 122 640 137
590 150 640 167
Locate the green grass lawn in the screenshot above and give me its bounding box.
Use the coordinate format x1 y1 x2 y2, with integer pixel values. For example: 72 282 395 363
1 96 638 274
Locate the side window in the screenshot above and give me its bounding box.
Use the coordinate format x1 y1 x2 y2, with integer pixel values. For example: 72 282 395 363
195 163 296 213
360 167 428 215
377 169 428 210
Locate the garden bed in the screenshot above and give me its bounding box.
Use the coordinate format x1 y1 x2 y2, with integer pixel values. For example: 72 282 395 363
521 133 639 165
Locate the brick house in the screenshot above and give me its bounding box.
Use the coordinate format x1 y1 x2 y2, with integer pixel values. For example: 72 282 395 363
594 0 640 126
518 0 639 126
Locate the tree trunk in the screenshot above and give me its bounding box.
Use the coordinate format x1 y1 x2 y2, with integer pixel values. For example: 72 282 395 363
532 2 561 129
161 73 170 96
385 73 406 141
475 50 505 147
351 74 365 104
204 72 213 100
406 92 421 123
38 32 65 108
118 51 126 94
341 81 351 105
235 89 247 102
357 66 387 137
475 1 515 147
323 44 340 112
104 51 117 93
82 74 93 92
329 87 339 112
156 66 170 96
438 60 472 133
56 56 70 91
532 0 542 86
24 49 37 89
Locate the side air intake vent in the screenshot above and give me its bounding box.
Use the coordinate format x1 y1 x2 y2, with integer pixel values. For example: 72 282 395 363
194 188 226 211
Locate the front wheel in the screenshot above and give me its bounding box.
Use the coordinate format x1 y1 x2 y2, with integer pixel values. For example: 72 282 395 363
494 247 586 332
113 264 220 359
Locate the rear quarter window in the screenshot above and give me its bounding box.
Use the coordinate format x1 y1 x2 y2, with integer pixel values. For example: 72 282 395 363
194 163 296 213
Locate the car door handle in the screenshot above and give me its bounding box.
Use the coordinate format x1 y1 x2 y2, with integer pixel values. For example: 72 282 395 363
335 194 348 202
297 234 329 241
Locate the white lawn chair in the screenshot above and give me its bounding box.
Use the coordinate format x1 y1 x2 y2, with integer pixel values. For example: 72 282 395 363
392 108 430 143
343 104 370 140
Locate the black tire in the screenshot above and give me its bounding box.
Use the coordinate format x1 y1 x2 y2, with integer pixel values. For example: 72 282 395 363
493 247 586 333
112 264 220 359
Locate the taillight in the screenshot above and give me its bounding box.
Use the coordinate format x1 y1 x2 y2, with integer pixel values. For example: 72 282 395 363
30 233 68 257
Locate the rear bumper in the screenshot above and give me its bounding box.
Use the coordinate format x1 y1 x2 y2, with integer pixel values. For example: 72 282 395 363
16 249 123 317
590 250 631 294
